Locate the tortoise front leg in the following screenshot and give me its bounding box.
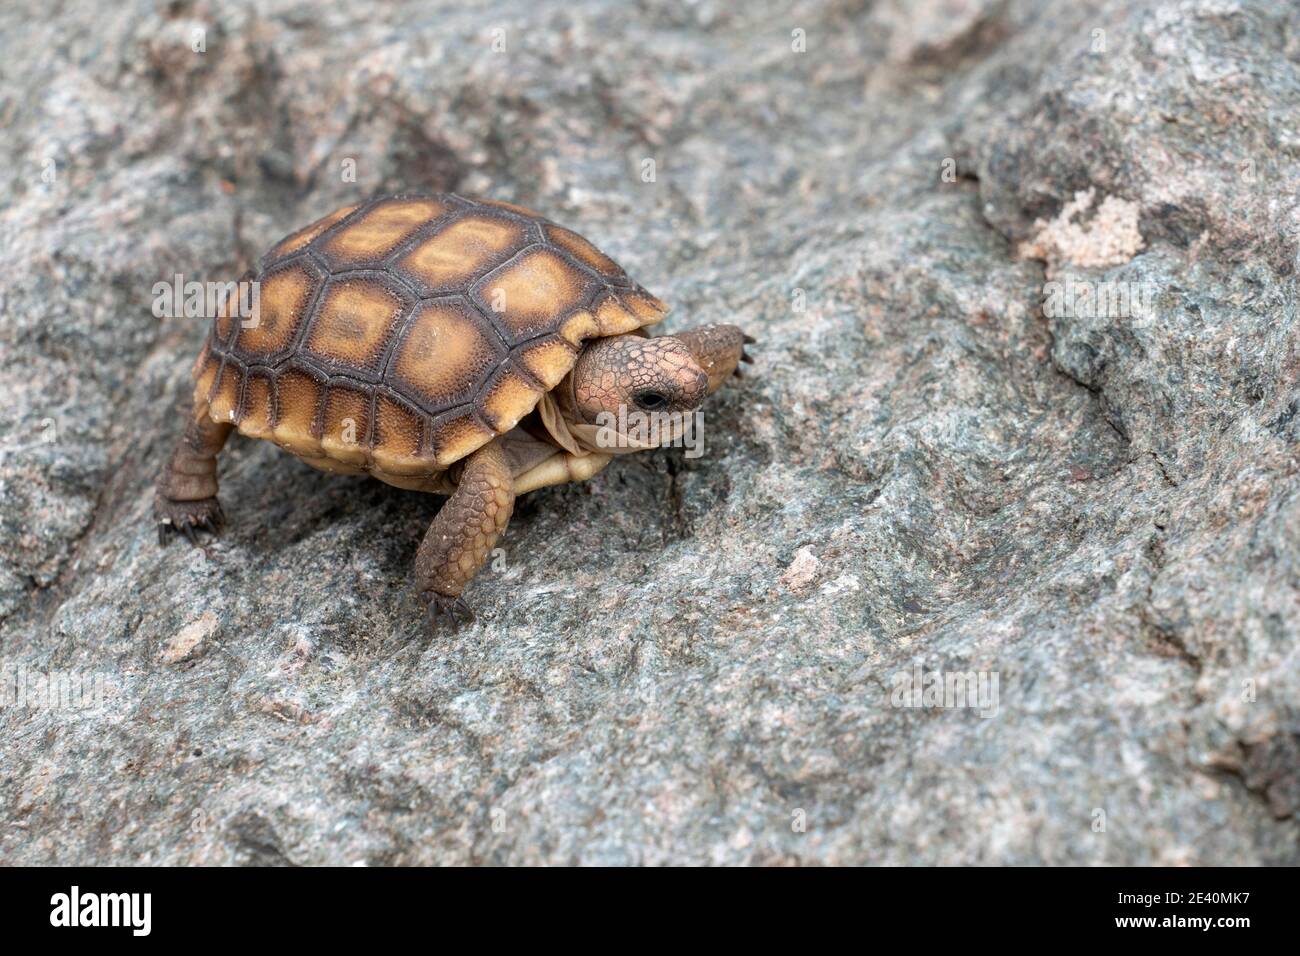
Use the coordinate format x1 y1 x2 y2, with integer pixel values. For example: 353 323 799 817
416 439 515 622
155 402 233 546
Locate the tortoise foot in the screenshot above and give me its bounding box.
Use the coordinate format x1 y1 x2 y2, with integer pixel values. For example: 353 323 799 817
155 495 224 547
735 335 756 376
420 590 475 628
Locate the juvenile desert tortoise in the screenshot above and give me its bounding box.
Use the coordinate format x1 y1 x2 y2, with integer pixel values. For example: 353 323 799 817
156 193 750 620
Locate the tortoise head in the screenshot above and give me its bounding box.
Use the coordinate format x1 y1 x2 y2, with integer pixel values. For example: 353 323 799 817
563 324 751 426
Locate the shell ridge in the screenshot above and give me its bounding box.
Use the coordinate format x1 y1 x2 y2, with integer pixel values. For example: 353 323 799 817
417 413 431 457
311 367 328 440
499 354 547 395
366 388 379 451
234 361 249 424
269 369 281 429
441 193 479 216
512 324 580 350
461 292 516 353
376 297 424 382
327 265 419 294
469 404 497 434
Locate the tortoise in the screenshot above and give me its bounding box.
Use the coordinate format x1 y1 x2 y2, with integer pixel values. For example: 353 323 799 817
155 193 751 620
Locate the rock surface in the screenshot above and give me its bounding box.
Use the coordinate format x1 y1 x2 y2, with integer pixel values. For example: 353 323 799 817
1 0 1297 864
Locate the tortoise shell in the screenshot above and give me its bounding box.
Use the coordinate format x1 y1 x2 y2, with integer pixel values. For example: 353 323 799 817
193 194 668 488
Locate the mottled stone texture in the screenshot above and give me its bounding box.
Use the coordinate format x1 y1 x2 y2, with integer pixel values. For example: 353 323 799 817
1 0 1296 864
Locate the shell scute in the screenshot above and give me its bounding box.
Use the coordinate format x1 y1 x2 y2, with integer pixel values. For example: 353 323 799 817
390 298 505 413
302 274 412 379
265 203 359 263
319 196 449 269
233 257 324 365
479 362 544 433
516 336 578 389
428 408 497 469
319 382 372 465
371 395 427 475
546 224 632 287
472 246 598 342
593 293 643 336
208 360 242 423
394 214 526 295
272 368 325 453
192 347 221 407
239 373 275 439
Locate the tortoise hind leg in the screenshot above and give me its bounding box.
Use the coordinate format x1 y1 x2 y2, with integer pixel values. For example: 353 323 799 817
155 402 233 546
415 439 515 624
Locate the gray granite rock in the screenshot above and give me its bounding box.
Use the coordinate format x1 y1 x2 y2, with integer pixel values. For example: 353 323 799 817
0 0 1296 864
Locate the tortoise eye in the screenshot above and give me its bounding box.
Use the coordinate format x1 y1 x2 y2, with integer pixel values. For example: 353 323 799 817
635 391 669 411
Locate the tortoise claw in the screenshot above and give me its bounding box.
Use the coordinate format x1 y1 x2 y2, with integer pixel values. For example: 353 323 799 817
421 590 475 628
155 496 225 548
734 341 755 377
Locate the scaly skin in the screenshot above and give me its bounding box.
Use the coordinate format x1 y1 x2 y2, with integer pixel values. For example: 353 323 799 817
569 336 707 419
415 439 515 620
673 324 752 394
155 404 232 545
562 325 751 425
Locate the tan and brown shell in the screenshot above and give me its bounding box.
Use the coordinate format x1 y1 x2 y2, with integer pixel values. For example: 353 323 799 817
192 193 668 489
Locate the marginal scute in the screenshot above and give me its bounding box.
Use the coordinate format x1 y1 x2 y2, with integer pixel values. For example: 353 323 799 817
371 395 427 475
558 309 600 346
429 408 497 468
193 350 220 408
546 225 626 282
273 369 324 453
480 364 543 432
594 294 642 335
516 336 577 389
623 289 669 325
209 362 242 423
319 383 371 465
239 373 275 439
